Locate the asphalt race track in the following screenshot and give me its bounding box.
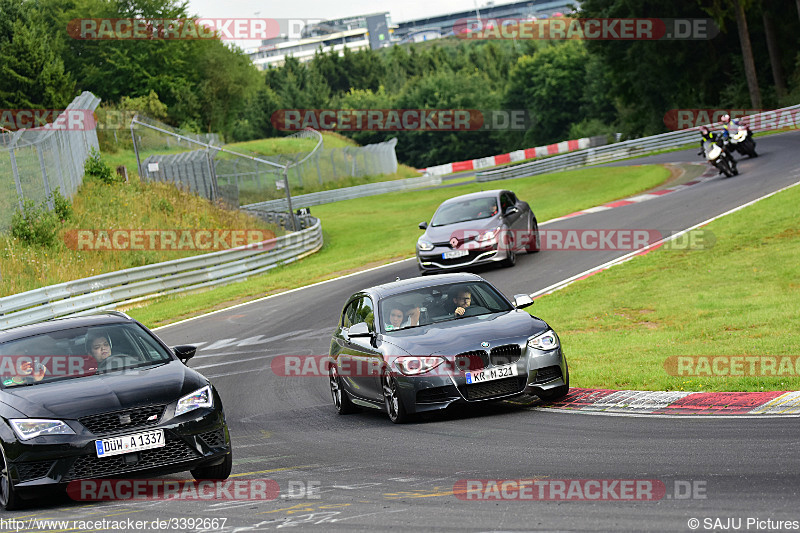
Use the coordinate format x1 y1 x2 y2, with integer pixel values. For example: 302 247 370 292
12 132 800 532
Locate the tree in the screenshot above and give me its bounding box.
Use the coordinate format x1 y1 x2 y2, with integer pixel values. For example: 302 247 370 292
0 0 75 109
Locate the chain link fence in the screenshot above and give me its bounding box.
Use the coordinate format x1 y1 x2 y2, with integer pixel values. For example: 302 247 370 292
132 116 399 209
0 92 101 231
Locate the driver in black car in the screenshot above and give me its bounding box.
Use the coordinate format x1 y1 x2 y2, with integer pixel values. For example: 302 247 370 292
85 329 111 373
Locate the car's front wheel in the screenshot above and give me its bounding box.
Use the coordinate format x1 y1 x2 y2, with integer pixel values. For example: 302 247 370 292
383 376 410 423
330 364 358 414
191 450 232 481
1 446 24 510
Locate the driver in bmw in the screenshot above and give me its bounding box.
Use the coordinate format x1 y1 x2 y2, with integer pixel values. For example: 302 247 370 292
451 289 472 317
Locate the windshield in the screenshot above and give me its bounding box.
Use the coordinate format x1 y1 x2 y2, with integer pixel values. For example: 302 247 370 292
0 323 172 388
431 197 498 226
380 281 513 333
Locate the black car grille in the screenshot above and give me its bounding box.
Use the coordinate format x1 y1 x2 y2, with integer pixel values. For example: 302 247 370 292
464 376 526 400
532 366 562 384
79 405 165 436
490 344 522 366
64 439 199 481
16 461 55 482
456 350 489 371
199 428 226 449
416 386 459 404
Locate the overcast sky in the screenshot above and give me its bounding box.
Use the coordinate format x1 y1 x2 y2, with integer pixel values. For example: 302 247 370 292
186 0 514 25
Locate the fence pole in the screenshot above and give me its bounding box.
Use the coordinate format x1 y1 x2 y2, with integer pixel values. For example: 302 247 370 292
131 118 143 179
36 145 54 209
9 147 23 210
283 166 297 232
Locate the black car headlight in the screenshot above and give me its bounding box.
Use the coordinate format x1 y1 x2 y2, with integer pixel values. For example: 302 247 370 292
10 419 76 440
527 330 559 351
175 385 213 416
417 239 434 251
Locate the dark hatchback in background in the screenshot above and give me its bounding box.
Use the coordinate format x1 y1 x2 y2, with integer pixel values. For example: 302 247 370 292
416 189 539 274
0 312 231 510
328 273 568 423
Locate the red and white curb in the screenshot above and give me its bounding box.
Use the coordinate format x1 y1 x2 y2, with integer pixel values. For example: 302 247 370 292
419 136 598 176
546 164 715 224
529 388 800 417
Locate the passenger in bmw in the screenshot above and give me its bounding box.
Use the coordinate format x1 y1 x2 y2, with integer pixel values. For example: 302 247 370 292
386 307 405 331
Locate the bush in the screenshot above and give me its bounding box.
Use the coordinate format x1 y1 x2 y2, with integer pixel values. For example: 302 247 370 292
51 188 73 222
84 148 122 184
10 199 60 247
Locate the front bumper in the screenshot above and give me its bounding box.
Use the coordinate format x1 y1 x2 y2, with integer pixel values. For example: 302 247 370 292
5 407 230 498
394 346 567 414
417 243 511 272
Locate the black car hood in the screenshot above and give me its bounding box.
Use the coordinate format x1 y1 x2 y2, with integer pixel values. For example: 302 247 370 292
0 361 207 419
424 216 501 244
381 311 548 356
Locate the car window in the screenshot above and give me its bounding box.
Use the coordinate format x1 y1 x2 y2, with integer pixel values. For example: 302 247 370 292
343 297 375 332
500 192 513 212
381 282 512 334
431 197 499 226
0 323 172 387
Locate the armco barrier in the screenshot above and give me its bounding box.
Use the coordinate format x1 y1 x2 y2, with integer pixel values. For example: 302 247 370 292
0 215 322 330
476 105 800 182
240 173 442 212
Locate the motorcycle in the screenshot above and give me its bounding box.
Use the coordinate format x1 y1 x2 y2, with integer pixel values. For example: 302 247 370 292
725 122 758 158
701 138 738 177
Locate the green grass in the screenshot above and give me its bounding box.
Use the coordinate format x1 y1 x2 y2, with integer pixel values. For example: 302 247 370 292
127 164 670 327
529 183 800 392
0 180 283 297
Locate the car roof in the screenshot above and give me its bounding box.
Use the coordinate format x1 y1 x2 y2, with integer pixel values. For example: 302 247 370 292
0 314 134 343
367 273 486 299
438 190 507 206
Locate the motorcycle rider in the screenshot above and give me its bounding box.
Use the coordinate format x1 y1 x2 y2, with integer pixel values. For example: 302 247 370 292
698 125 737 173
720 113 757 157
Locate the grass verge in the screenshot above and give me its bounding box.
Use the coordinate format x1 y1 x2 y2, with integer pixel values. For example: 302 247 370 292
530 182 800 392
127 164 670 327
0 180 282 296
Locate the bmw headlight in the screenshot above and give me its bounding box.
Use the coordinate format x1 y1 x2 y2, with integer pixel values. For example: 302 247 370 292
417 239 434 251
175 385 213 416
528 330 559 351
394 356 445 376
10 419 75 440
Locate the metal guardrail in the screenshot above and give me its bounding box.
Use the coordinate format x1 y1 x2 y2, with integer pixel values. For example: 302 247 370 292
0 215 322 330
476 105 800 182
241 173 442 212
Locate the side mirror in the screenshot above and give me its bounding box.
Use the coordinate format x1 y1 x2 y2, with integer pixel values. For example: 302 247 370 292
504 206 519 217
348 322 373 338
513 294 534 309
419 221 428 230
172 345 197 364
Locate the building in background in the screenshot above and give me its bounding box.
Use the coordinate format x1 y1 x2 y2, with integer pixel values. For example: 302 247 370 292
247 0 576 69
